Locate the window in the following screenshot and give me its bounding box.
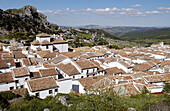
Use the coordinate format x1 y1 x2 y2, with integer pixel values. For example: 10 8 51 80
81 70 83 73
81 76 83 78
93 69 95 72
10 87 14 90
25 78 28 81
55 89 58 92
15 80 19 83
73 76 75 79
87 75 89 77
21 85 24 88
87 70 89 74
49 90 52 94
46 45 48 49
36 93 39 97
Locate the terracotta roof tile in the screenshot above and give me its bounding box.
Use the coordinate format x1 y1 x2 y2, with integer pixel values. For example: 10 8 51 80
51 55 67 64
31 40 40 45
0 72 14 83
12 67 30 77
36 33 50 37
52 39 68 44
12 52 26 59
30 72 41 79
0 58 15 68
39 68 58 77
77 75 105 89
28 77 58 92
36 51 56 58
56 63 80 76
58 52 81 58
105 67 125 75
22 58 31 66
76 60 97 69
2 53 14 58
143 74 170 83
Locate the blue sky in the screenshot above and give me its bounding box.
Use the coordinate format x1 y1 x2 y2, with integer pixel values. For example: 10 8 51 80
1 0 170 27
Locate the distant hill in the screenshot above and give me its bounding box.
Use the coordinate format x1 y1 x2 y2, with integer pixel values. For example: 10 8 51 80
120 28 170 44
78 25 157 37
79 25 170 45
78 25 108 29
102 27 157 37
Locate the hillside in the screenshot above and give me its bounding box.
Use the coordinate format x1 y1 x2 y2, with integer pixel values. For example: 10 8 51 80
120 28 170 44
0 6 142 48
0 5 58 38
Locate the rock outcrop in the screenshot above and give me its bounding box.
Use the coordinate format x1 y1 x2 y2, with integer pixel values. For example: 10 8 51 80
0 5 58 36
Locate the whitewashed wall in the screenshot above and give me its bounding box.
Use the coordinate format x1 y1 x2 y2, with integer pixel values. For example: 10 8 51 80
57 79 72 93
0 82 16 92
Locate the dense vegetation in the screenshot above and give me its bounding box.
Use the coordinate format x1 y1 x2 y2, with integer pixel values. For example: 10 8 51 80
1 84 170 111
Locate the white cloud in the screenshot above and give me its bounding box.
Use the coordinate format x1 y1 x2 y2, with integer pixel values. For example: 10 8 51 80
166 11 170 13
145 11 162 14
158 7 170 10
82 7 120 15
66 8 69 11
120 10 146 16
38 10 62 15
122 8 139 12
132 4 141 7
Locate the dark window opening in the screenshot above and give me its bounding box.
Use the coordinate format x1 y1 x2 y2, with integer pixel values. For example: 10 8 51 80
10 87 14 90
36 93 39 97
15 62 21 68
49 90 52 94
81 76 83 78
16 80 19 83
46 45 48 49
55 89 58 92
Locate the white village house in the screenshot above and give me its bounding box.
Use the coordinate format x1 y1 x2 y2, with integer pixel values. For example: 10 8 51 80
25 77 59 99
31 33 68 53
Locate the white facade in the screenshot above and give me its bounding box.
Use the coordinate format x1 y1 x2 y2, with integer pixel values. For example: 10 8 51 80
25 82 58 99
0 82 16 92
53 43 68 52
57 79 72 93
36 37 50 43
0 68 11 73
14 76 30 88
40 45 53 52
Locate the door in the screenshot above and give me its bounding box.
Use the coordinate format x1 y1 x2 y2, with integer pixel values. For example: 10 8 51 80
72 85 79 93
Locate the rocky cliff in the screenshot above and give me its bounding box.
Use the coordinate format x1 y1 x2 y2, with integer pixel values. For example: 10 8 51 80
0 5 58 36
